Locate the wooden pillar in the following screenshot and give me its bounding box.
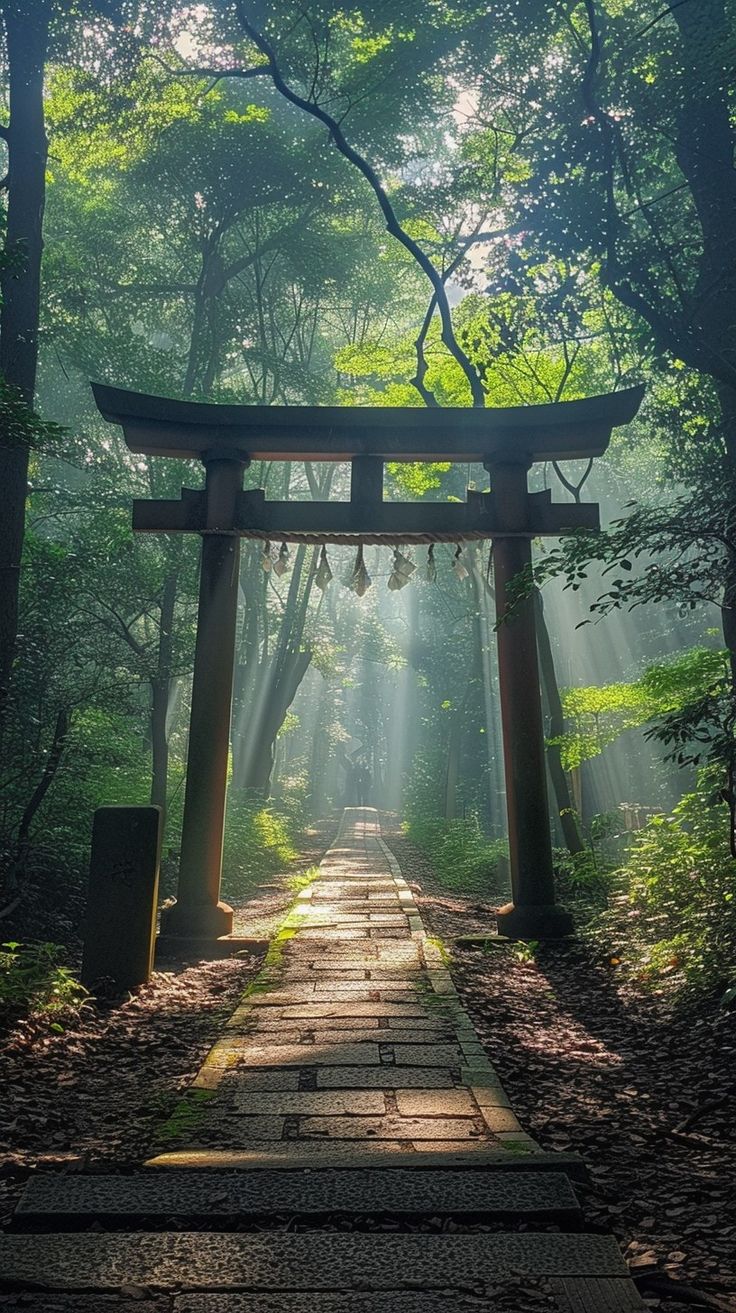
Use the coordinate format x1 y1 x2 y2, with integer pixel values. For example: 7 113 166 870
161 448 248 943
486 456 573 938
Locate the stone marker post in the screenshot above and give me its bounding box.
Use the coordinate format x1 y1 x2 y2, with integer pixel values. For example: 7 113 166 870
81 805 162 991
160 448 249 943
486 456 573 938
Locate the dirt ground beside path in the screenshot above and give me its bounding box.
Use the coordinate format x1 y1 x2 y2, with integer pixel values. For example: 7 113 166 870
390 830 736 1313
0 824 334 1228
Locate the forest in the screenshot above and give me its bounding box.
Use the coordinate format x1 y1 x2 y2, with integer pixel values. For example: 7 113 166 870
1 1 735 1309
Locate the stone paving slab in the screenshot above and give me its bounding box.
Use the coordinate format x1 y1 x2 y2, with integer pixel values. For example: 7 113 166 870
388 1043 464 1066
0 1233 629 1290
230 1027 452 1045
191 1115 284 1140
0 1302 169 1313
17 1168 581 1221
309 1028 452 1044
298 928 369 939
224 1091 388 1115
175 1289 645 1313
248 1015 380 1030
296 1114 484 1140
210 1042 383 1067
195 1070 301 1092
310 978 416 991
280 1001 431 1018
314 1067 454 1088
394 1088 477 1116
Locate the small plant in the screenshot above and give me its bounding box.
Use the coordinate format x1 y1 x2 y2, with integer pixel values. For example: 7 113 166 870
287 865 320 893
510 939 539 965
0 941 88 1028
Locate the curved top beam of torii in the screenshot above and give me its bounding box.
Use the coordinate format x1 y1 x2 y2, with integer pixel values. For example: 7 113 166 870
92 381 645 465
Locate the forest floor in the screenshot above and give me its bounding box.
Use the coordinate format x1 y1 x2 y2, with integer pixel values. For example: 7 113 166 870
0 822 333 1228
1 816 734 1313
387 827 736 1313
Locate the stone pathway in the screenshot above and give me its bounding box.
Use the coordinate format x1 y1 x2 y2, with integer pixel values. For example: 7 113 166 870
149 807 538 1167
1 809 647 1311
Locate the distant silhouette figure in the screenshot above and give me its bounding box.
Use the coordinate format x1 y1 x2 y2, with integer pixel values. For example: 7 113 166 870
343 760 359 806
355 763 371 806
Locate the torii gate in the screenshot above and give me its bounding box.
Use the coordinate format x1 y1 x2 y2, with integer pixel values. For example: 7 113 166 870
93 382 644 945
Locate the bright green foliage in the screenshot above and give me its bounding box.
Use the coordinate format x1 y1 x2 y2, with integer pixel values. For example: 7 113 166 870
0 942 87 1029
287 865 320 893
557 648 729 769
403 815 509 897
386 462 452 497
612 772 736 994
221 796 299 900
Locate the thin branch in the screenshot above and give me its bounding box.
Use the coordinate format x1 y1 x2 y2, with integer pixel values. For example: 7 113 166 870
620 180 689 220
149 53 271 83
232 3 485 407
623 0 697 49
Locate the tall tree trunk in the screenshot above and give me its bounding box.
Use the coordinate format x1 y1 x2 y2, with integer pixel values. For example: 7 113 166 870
443 712 461 821
232 544 316 796
0 1 50 740
534 590 585 854
468 547 505 830
715 386 736 853
4 704 68 906
150 567 178 813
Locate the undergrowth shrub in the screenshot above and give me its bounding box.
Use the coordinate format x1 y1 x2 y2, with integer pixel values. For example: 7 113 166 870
221 794 299 900
403 813 509 897
607 770 736 995
553 848 612 918
0 940 87 1030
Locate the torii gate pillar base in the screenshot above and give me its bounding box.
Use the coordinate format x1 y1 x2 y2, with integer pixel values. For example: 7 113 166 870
159 898 234 942
495 900 574 940
156 928 267 961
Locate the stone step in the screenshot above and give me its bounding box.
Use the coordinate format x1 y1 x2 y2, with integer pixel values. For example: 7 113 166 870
16 1168 581 1224
0 1232 628 1292
0 1279 647 1311
144 1146 585 1173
